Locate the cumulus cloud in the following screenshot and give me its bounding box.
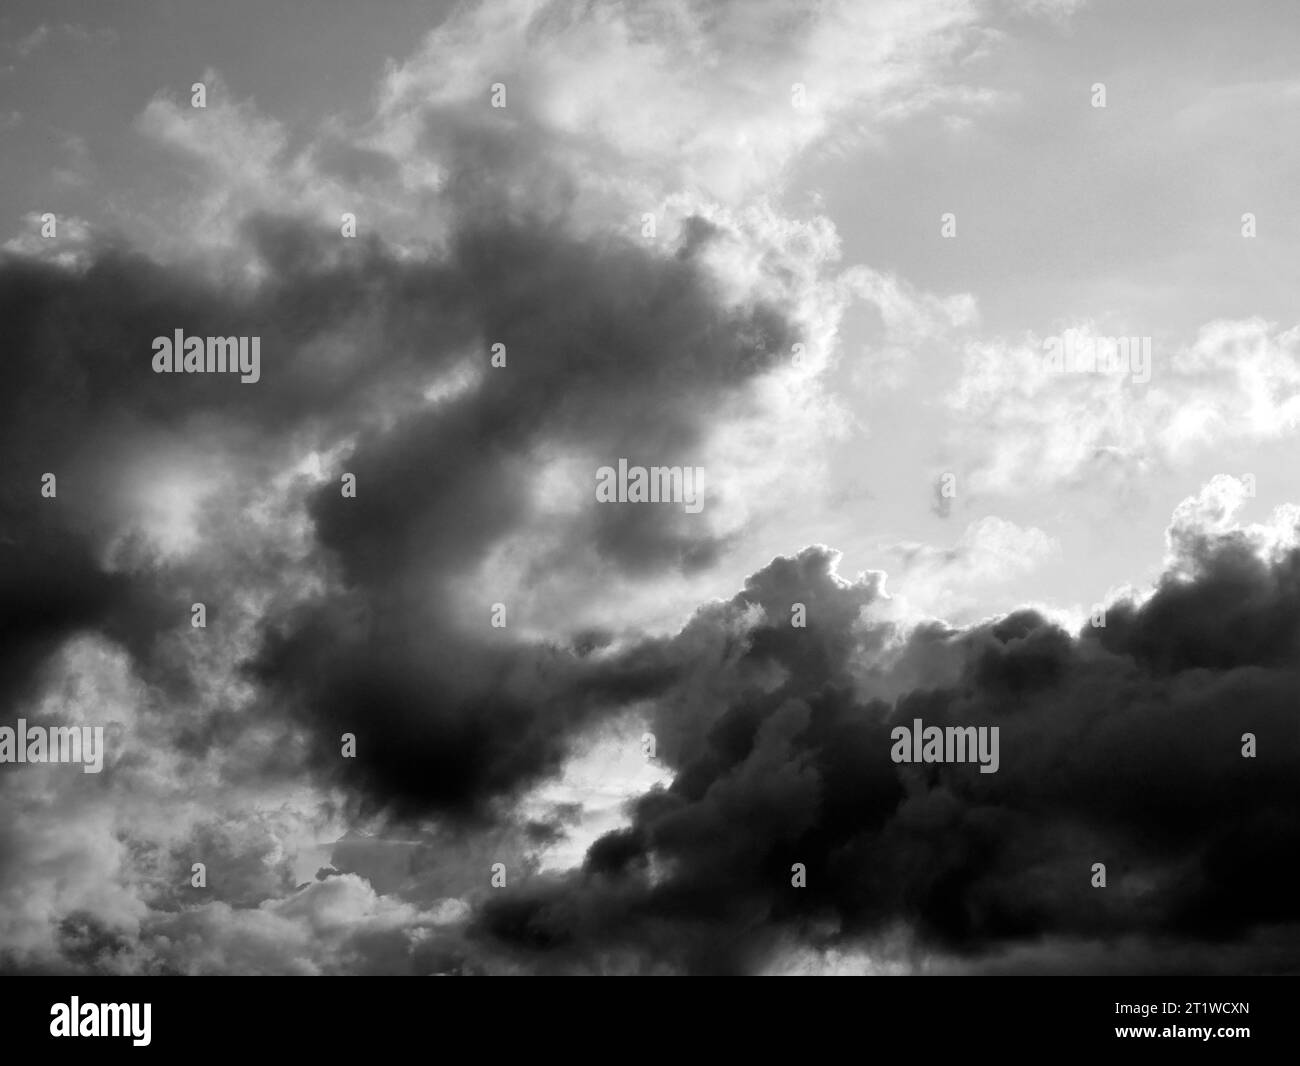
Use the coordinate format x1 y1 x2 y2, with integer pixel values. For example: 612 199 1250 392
468 516 1300 973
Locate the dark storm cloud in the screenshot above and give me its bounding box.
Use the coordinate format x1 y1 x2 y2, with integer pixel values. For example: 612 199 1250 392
0 527 124 709
254 216 797 819
299 217 785 586
0 206 800 821
0 233 415 718
470 536 1300 974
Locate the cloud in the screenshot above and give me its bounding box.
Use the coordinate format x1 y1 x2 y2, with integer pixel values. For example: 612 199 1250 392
6 22 117 62
137 874 467 976
362 0 995 212
10 498 1300 974
945 319 1300 497
465 510 1300 973
2 212 95 268
879 516 1061 620
13 24 50 59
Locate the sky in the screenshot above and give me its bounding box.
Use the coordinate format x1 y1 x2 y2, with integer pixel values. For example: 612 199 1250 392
1 0 1299 975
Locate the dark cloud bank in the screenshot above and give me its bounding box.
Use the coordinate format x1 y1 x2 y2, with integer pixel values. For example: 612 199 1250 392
2 211 1298 975
466 537 1300 974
